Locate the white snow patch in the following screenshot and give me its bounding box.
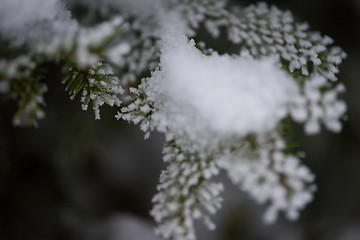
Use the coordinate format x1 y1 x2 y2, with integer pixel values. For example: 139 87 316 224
0 0 75 46
151 33 299 141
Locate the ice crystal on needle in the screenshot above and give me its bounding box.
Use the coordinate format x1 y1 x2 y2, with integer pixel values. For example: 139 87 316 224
290 74 347 134
218 133 315 224
151 143 223 240
63 62 124 120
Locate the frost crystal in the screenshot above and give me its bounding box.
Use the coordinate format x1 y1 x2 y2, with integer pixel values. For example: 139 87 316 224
290 75 346 134
151 143 223 240
64 62 124 120
218 133 315 223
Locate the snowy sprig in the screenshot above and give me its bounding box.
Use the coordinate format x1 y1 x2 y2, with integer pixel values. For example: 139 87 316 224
64 0 165 85
35 16 129 70
0 56 36 81
169 0 227 34
114 24 160 85
115 80 156 139
151 142 223 240
0 1 128 126
290 74 347 134
71 17 127 69
10 81 47 127
187 2 347 83
218 132 315 224
0 56 47 127
63 62 124 120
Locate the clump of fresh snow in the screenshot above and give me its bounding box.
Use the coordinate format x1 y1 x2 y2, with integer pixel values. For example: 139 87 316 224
150 32 299 144
0 0 67 29
0 0 75 46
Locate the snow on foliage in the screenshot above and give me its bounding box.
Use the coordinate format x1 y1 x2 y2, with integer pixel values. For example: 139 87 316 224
0 0 348 239
151 143 223 240
114 1 346 239
151 33 299 141
0 0 75 47
217 132 315 224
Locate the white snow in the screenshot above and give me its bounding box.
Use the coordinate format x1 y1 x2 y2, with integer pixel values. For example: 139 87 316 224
151 32 299 142
0 0 73 45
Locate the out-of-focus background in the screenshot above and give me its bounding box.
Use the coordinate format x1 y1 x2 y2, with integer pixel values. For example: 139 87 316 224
1 0 360 239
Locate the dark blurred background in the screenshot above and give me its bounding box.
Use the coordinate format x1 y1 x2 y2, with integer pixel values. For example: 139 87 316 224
1 0 360 239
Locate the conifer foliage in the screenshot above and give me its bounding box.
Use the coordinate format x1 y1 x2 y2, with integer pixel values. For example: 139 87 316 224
0 0 347 239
